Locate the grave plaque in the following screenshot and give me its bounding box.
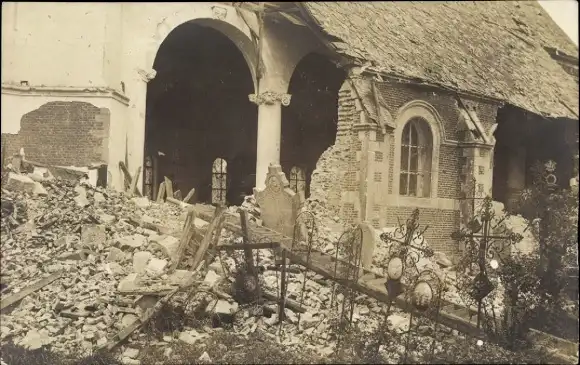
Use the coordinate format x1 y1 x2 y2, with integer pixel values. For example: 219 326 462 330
254 164 301 237
358 222 376 270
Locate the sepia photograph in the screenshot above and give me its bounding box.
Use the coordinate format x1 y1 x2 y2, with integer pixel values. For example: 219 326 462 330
1 1 578 364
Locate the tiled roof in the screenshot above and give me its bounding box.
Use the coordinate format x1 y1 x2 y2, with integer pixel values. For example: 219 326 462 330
301 1 579 119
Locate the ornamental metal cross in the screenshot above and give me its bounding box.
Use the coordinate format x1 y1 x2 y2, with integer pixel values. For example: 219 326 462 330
451 196 523 328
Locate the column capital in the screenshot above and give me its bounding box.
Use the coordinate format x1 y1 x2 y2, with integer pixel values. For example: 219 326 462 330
137 68 157 83
249 91 291 106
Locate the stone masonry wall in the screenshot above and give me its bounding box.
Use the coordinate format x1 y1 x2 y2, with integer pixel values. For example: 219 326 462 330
309 79 360 224
1 102 110 167
373 81 499 256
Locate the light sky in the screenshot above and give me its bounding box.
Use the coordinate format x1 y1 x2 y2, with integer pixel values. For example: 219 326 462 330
538 0 579 46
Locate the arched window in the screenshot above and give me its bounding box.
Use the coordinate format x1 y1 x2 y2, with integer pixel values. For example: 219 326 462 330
289 166 306 195
212 158 227 206
399 117 433 197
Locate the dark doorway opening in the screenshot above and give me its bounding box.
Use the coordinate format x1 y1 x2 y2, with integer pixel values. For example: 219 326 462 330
281 53 345 199
145 22 257 206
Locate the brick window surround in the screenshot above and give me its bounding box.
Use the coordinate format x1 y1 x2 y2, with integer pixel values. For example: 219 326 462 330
392 100 443 200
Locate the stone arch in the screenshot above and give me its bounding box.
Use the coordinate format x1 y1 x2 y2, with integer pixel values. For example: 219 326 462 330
392 100 444 199
281 52 346 198
144 4 259 91
144 9 258 206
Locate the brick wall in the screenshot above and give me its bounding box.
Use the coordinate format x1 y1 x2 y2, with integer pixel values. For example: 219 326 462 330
376 81 498 142
309 80 360 221
1 102 110 167
382 206 461 258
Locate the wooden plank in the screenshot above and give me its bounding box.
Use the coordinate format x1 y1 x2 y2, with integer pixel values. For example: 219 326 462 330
238 209 256 273
262 289 306 314
1 271 64 310
101 287 180 351
156 182 166 203
216 242 280 251
169 207 198 273
119 161 142 197
128 166 142 197
164 176 174 200
191 205 227 270
183 188 196 203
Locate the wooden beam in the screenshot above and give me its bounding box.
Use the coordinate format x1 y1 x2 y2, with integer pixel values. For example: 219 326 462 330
191 205 227 270
119 161 142 197
1 271 64 310
156 182 166 203
164 176 174 199
128 166 142 197
183 188 196 204
169 207 198 273
216 242 280 251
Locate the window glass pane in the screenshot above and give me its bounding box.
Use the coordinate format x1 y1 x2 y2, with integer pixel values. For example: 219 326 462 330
409 174 417 196
401 145 409 171
410 147 419 172
402 124 410 145
422 171 431 198
410 123 418 146
400 173 408 195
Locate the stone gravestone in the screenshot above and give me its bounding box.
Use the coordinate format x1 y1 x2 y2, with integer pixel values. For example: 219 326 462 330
358 222 376 270
254 164 302 238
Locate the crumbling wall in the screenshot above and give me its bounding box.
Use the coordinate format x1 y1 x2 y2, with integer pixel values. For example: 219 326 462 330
308 79 360 224
1 102 110 167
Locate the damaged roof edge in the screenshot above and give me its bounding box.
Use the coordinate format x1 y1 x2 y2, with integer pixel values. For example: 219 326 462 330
298 2 579 121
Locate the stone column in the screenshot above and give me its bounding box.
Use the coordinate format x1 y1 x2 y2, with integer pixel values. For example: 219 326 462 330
249 90 291 190
128 68 156 191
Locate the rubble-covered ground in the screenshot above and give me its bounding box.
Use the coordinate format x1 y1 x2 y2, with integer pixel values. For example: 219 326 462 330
0 173 450 364
0 171 563 365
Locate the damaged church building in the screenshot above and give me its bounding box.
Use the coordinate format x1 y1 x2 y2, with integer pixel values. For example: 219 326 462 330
1 2 578 257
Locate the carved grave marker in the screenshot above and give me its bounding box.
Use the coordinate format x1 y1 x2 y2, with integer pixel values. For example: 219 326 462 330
254 164 302 237
358 222 376 270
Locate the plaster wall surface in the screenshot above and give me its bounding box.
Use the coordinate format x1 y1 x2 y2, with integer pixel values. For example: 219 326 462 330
1 2 113 87
2 2 323 192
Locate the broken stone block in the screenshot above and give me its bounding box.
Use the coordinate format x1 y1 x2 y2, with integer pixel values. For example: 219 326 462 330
5 173 36 194
81 224 106 249
74 186 90 207
131 197 151 209
122 314 139 328
19 329 52 350
212 300 238 316
167 270 195 287
434 252 453 268
93 192 106 204
208 261 224 275
99 213 116 224
32 182 48 196
56 250 92 261
55 235 77 248
178 331 202 345
105 262 126 276
123 347 140 359
117 234 146 250
203 270 221 287
121 357 140 365
198 351 212 363
136 295 157 312
153 236 179 261
145 258 167 277
118 273 140 292
107 247 126 263
133 251 152 274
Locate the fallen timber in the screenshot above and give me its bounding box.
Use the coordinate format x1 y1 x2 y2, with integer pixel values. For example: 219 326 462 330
191 203 577 364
